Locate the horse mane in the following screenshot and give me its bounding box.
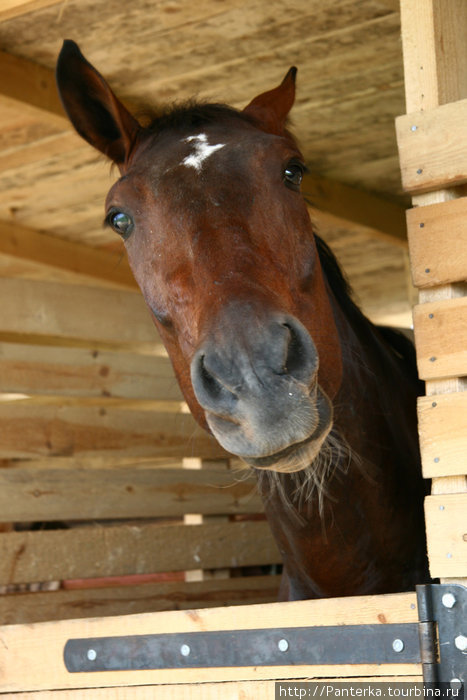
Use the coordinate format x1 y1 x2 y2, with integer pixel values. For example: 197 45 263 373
144 101 258 134
315 235 420 378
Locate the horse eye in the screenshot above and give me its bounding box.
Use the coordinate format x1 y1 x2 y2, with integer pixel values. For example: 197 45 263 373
283 161 305 191
106 210 134 239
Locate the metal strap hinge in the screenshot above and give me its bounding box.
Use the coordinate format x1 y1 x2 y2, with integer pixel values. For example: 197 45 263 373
416 583 466 688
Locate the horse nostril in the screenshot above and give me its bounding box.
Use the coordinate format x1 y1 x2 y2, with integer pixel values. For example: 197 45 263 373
282 320 318 384
198 355 223 401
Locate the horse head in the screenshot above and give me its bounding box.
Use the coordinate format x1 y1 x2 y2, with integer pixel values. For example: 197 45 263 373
56 40 341 474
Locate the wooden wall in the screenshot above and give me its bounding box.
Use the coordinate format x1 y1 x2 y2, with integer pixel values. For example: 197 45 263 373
396 0 467 585
0 276 282 625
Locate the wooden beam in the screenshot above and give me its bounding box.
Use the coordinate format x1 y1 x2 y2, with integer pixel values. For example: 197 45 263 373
0 48 66 126
0 220 137 289
0 521 279 585
396 98 467 193
0 575 280 625
0 592 420 692
424 493 467 577
304 174 408 247
0 278 159 350
0 342 179 399
413 297 467 379
399 0 467 585
0 0 63 22
0 402 225 460
418 393 467 478
0 464 260 522
406 196 467 287
0 679 424 700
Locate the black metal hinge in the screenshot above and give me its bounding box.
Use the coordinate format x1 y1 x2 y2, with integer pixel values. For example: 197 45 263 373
416 583 467 687
63 583 466 687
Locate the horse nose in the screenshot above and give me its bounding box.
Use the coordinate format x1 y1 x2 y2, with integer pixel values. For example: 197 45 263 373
190 314 318 417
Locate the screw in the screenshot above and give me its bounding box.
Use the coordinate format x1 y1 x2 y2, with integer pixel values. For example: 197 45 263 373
442 593 456 608
425 268 431 274
180 644 191 657
430 357 436 362
450 679 462 691
454 635 467 652
417 168 423 174
411 125 418 132
432 402 437 407
278 638 289 652
434 457 440 463
439 505 445 511
392 639 404 653
419 222 425 228
429 313 434 319
87 649 97 661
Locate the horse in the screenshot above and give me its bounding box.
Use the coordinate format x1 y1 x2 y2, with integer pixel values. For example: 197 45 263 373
56 40 429 600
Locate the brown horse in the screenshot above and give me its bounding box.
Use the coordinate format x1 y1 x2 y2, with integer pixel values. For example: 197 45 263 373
56 40 429 600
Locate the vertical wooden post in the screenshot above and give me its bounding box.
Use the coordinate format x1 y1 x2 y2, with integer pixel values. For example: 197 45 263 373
399 0 467 584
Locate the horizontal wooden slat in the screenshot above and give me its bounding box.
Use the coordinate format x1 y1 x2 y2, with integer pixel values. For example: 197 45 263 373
304 174 407 247
0 402 225 460
0 342 180 399
0 49 66 125
0 592 420 692
0 220 137 290
418 393 467 478
0 679 425 700
0 575 280 625
0 278 160 350
0 465 260 522
424 493 467 578
413 297 467 379
396 97 467 193
0 521 280 585
406 197 467 287
0 0 64 22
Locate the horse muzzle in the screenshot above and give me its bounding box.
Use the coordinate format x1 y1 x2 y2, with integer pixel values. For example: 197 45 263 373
190 310 333 472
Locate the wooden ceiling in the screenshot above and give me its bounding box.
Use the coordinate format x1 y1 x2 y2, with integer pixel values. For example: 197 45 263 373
0 0 414 327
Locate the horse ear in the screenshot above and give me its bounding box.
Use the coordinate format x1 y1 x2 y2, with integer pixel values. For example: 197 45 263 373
56 40 141 168
243 67 297 135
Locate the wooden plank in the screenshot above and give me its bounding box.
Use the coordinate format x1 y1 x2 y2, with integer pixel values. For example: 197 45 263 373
399 0 467 589
0 0 63 22
0 402 225 460
0 465 260 522
396 98 467 193
412 297 467 379
0 521 280 585
0 220 137 289
304 174 407 248
0 592 420 692
0 575 279 625
0 49 66 126
418 393 467 478
424 493 467 577
406 197 467 286
0 278 160 350
0 343 180 399
0 679 426 700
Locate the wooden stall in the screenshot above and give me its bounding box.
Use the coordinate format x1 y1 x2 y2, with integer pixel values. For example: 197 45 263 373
0 0 465 696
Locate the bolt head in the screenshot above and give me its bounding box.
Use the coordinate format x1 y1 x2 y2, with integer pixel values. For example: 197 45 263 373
278 638 289 652
392 639 404 653
180 644 191 657
454 635 467 652
442 592 456 608
87 649 97 661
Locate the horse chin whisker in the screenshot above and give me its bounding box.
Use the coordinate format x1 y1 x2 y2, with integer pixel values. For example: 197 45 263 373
252 428 358 526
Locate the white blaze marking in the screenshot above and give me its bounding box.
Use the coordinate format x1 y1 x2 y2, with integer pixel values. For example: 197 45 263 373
182 133 225 171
